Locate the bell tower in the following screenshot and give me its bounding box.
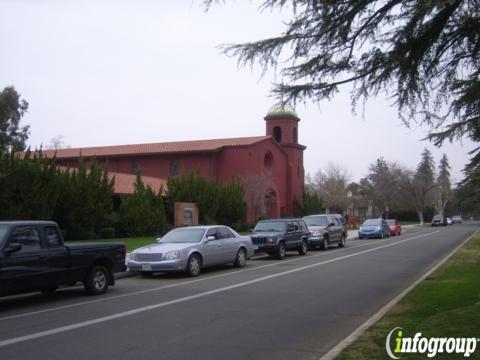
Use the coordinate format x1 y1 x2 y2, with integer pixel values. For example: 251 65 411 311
265 102 300 146
265 102 306 215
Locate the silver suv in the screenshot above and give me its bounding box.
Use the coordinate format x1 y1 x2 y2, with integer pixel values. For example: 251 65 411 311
303 214 347 250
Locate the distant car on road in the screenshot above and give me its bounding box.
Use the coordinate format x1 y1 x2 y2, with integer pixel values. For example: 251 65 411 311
386 219 402 236
128 226 255 277
303 214 346 249
249 219 310 259
431 215 448 226
358 219 390 239
452 215 463 224
446 217 453 225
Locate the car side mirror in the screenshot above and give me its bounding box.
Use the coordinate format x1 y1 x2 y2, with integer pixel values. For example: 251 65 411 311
155 237 162 244
4 243 22 254
329 222 335 227
206 235 216 242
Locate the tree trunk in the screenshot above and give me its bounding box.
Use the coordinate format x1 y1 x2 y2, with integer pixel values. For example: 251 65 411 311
416 209 424 225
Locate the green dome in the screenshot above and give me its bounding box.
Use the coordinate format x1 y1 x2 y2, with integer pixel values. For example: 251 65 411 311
265 102 299 120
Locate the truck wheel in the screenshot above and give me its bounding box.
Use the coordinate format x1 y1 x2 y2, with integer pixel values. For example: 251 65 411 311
186 254 202 276
298 240 308 255
84 265 110 295
276 242 286 259
338 235 346 248
233 248 247 268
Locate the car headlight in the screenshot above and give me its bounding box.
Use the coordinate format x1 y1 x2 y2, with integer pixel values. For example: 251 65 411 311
129 253 136 261
312 230 323 236
163 250 181 260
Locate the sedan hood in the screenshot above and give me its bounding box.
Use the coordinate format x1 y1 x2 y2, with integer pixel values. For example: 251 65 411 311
250 231 283 237
134 242 196 253
307 225 327 231
360 225 381 231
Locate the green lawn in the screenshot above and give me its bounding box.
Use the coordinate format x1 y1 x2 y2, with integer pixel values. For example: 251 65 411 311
67 236 155 252
338 232 480 359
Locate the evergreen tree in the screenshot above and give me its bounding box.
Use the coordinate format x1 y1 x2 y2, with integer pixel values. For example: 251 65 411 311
205 0 480 183
434 154 452 217
0 86 30 152
399 148 436 224
119 173 166 236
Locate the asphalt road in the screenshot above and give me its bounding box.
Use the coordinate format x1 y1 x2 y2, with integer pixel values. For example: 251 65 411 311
0 223 477 360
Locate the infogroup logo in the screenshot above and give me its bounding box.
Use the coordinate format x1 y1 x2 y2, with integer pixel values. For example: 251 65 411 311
385 327 479 359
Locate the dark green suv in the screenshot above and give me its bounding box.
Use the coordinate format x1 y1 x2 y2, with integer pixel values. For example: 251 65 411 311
249 219 310 259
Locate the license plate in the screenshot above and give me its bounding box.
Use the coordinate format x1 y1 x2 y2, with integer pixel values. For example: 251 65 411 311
142 263 152 271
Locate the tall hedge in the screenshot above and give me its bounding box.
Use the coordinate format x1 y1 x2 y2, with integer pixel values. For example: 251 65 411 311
0 150 114 240
166 172 245 227
118 173 166 236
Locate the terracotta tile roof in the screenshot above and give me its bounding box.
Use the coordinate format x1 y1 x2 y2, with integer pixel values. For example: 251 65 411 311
57 166 167 194
109 172 167 195
38 136 271 159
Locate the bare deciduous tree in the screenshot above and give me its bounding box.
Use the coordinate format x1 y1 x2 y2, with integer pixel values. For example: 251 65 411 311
313 162 350 214
242 172 270 222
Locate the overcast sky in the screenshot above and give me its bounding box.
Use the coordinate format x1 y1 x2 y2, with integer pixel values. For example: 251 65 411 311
0 1 474 184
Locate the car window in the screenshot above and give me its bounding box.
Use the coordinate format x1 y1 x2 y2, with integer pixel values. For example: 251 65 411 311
159 228 205 243
8 226 41 252
218 227 235 239
303 216 328 226
206 228 220 240
45 226 62 247
332 217 340 226
287 222 296 232
299 221 308 231
253 221 287 232
294 222 300 231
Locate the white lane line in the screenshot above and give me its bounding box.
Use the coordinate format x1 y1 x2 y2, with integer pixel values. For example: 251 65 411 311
0 230 440 348
0 238 387 322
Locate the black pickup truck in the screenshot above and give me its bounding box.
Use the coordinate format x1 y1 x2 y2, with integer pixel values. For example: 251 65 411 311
0 221 126 297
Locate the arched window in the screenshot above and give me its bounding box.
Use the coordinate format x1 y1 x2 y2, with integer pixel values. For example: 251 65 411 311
293 127 298 143
273 126 282 143
264 151 274 169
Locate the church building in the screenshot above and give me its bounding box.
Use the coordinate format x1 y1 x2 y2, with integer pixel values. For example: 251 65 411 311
43 103 306 222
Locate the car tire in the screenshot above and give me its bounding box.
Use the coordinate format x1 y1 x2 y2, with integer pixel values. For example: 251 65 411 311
84 265 110 295
276 242 286 259
234 248 247 268
338 235 345 248
322 236 329 250
186 253 202 276
298 240 308 255
140 271 153 278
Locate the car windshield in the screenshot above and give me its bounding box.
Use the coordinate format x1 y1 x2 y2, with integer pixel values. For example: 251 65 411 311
303 216 328 226
0 225 9 245
253 221 287 232
386 220 396 225
158 228 206 243
363 219 381 226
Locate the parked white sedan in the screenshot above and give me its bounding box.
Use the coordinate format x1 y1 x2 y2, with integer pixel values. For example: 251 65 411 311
128 226 255 277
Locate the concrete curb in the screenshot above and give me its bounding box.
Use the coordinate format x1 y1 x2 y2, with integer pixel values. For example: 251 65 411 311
319 230 478 360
